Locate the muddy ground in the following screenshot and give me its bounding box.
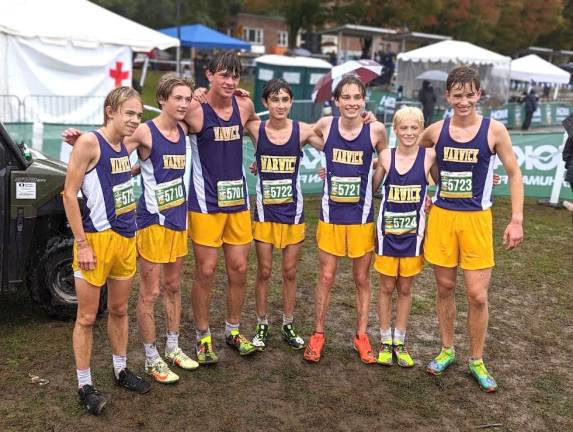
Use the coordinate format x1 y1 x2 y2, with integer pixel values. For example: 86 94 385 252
0 197 571 431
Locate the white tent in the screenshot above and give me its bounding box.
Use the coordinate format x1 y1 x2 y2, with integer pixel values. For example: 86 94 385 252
0 0 179 123
396 40 511 107
510 54 570 85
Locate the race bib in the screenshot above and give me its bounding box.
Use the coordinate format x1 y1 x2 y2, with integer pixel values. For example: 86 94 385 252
112 179 136 215
330 176 361 203
262 179 293 205
217 179 245 208
440 171 473 199
155 177 185 211
383 210 418 235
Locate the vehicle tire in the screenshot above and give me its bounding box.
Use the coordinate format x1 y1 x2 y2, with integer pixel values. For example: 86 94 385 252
28 236 107 320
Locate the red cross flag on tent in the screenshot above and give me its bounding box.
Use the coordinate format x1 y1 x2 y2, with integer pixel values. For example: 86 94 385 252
312 59 383 103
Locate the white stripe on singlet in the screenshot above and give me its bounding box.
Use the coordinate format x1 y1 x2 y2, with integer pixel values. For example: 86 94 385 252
82 169 111 232
255 174 264 222
361 160 374 224
376 172 389 255
294 170 304 225
481 155 496 210
416 188 428 255
320 153 330 223
191 137 208 213
139 157 164 225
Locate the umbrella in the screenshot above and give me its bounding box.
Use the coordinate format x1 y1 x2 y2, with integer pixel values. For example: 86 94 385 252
312 59 383 102
416 70 449 82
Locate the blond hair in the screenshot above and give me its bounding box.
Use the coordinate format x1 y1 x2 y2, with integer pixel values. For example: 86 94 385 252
156 73 194 108
103 86 142 125
392 106 424 130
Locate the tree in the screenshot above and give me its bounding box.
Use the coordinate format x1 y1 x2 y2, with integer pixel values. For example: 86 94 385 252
272 0 328 48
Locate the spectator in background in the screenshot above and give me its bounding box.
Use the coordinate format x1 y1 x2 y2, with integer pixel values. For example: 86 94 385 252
193 53 209 89
522 89 538 131
418 80 437 127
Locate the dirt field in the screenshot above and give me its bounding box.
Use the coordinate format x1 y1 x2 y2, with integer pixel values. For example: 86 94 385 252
0 197 571 432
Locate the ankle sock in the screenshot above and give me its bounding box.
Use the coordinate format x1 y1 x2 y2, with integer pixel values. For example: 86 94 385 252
225 321 240 338
76 368 92 389
143 342 160 364
112 354 127 379
165 331 179 354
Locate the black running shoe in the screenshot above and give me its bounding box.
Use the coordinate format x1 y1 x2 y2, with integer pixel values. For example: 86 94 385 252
78 384 106 416
113 368 151 394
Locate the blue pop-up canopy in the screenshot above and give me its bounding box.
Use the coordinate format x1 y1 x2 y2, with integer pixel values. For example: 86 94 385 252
159 24 250 50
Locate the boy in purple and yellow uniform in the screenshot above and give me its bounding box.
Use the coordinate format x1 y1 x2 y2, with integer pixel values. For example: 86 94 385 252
372 106 436 368
304 76 387 364
184 51 259 362
420 66 524 392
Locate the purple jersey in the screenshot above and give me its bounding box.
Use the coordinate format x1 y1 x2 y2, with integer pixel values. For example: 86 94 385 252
320 118 374 225
188 97 249 214
376 148 427 257
81 131 136 238
434 117 495 211
137 120 187 231
254 121 304 224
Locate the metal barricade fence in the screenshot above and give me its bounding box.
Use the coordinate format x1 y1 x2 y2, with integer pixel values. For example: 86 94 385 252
0 95 22 122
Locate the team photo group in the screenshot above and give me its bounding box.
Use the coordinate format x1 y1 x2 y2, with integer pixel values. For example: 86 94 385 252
62 50 524 416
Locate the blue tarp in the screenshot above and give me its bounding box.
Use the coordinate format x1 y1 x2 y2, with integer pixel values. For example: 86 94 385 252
159 24 250 50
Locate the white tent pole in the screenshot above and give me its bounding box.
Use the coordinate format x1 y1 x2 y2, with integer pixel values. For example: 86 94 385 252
553 86 559 100
140 56 149 88
549 132 568 205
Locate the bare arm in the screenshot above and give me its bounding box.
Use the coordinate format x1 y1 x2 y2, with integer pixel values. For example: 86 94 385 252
184 100 204 134
300 121 324 151
372 149 390 191
418 121 441 148
493 121 524 250
62 133 99 271
372 121 387 154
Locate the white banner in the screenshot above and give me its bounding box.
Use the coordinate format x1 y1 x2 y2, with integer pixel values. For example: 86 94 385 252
4 35 132 124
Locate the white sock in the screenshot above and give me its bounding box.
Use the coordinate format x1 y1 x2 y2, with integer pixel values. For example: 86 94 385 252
225 321 240 337
76 368 92 389
196 328 211 343
282 314 293 326
143 342 160 364
165 331 179 354
257 315 269 326
394 328 406 345
380 328 392 343
112 354 127 379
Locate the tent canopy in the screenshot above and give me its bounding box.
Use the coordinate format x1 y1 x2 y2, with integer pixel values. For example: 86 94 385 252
160 24 250 50
396 40 511 107
0 0 179 51
510 54 570 85
255 54 332 69
397 40 510 65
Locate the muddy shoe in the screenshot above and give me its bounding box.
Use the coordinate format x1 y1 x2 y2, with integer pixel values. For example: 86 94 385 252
469 359 498 393
376 341 393 366
144 358 179 385
393 343 414 368
281 324 305 350
165 348 199 371
115 368 152 393
353 333 376 364
426 347 455 375
304 332 325 363
251 324 269 351
226 330 257 356
196 335 219 365
78 384 106 416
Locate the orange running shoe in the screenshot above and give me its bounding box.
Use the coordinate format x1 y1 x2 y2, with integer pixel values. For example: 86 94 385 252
303 332 325 362
353 333 376 364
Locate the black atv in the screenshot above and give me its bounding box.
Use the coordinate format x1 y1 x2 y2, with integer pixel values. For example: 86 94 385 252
0 122 106 319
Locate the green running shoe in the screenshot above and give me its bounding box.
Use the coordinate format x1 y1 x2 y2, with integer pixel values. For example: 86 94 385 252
166 347 199 370
426 347 455 375
376 341 393 366
196 335 219 365
251 324 269 351
393 343 414 368
281 323 305 350
226 330 257 356
469 359 498 392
